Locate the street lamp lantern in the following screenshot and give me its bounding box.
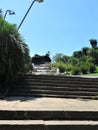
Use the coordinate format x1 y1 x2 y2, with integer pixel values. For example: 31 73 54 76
37 0 43 3
7 10 15 15
17 0 43 31
4 9 15 20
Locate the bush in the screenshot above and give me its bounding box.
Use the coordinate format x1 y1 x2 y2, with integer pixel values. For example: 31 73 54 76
52 62 66 73
80 64 88 74
71 66 80 75
96 66 98 72
65 63 72 72
88 63 96 73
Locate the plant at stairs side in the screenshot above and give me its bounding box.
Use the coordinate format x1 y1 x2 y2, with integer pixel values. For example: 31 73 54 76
0 16 29 98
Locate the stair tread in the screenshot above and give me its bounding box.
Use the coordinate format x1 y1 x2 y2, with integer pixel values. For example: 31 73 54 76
0 120 98 125
0 120 43 125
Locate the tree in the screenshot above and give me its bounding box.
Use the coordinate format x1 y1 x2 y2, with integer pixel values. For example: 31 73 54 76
69 56 79 65
90 39 97 49
22 42 32 73
73 51 82 58
82 47 89 55
0 16 30 90
89 48 98 65
52 53 69 63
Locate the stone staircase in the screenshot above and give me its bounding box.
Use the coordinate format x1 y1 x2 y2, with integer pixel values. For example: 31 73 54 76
0 74 98 130
7 74 98 99
32 63 53 75
0 108 98 130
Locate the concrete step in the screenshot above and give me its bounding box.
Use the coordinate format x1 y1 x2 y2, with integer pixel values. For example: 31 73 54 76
6 93 98 99
19 75 98 82
0 110 98 120
0 120 98 130
8 89 98 97
11 85 98 92
0 97 98 129
0 120 44 130
13 82 98 90
20 74 98 82
34 63 51 67
1 74 98 99
16 80 98 87
35 70 51 72
33 64 51 75
33 67 50 71
32 71 53 75
18 76 98 87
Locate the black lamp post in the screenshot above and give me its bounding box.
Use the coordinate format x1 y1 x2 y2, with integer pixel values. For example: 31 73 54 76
17 0 43 31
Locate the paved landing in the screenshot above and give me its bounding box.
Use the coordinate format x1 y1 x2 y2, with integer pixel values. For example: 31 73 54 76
0 97 98 111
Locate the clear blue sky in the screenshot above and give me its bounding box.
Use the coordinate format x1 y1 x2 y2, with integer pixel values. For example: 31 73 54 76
1 0 98 58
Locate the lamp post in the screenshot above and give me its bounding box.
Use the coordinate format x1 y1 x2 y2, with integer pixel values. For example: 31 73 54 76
17 0 43 31
4 9 15 20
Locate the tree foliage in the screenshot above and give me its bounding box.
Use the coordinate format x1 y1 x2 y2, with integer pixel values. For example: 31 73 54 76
0 16 31 87
52 39 98 75
52 53 69 63
90 39 97 49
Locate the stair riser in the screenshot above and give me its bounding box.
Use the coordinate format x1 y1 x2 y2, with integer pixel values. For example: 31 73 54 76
0 111 98 120
6 93 98 99
8 90 98 96
18 81 98 87
10 86 98 92
0 125 44 130
14 83 98 88
17 78 98 84
0 124 98 130
20 74 98 80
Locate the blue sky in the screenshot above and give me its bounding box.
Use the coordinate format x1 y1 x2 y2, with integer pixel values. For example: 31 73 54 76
1 0 98 58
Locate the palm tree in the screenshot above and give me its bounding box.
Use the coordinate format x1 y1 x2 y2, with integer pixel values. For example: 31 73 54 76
90 39 97 49
0 16 29 97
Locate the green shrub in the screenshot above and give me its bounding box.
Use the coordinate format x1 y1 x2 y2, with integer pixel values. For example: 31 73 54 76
71 66 80 75
88 63 96 73
65 63 72 72
52 62 66 73
80 64 88 74
96 66 98 72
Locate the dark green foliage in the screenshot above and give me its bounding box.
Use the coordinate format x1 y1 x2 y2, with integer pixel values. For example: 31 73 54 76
52 53 69 63
82 47 89 55
32 53 51 65
73 51 82 58
0 16 31 87
89 48 98 65
64 63 72 72
88 63 96 73
0 19 22 85
22 43 32 73
52 39 98 75
71 66 80 75
90 39 97 48
69 56 79 65
52 61 66 73
80 64 88 74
